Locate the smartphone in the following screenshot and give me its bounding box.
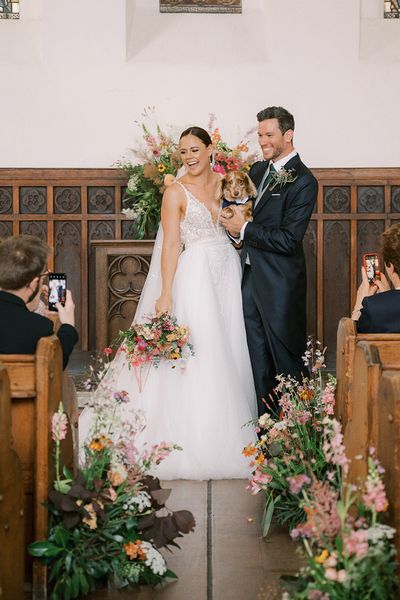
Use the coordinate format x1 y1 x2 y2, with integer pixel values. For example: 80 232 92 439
363 253 381 284
48 273 67 311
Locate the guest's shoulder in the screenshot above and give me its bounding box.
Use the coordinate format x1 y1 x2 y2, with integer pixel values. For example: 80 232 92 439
364 289 400 307
27 310 54 334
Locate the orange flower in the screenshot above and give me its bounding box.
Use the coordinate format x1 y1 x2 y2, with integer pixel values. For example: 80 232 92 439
124 540 147 561
242 444 257 457
89 435 111 452
254 454 265 466
299 388 314 402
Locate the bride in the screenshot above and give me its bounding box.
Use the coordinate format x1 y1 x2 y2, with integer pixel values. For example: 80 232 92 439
80 126 257 480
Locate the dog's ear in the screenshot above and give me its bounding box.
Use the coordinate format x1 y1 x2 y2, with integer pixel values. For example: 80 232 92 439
244 174 257 198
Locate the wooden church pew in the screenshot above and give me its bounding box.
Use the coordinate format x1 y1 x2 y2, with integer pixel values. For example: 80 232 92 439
0 335 74 599
376 370 400 559
0 365 24 600
343 341 400 484
335 317 400 432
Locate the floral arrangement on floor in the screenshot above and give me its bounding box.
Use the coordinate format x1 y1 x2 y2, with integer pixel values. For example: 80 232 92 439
243 340 335 535
118 107 260 238
282 451 398 599
29 378 195 599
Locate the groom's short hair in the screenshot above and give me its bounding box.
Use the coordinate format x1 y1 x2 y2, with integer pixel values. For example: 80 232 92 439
257 106 295 135
0 234 50 290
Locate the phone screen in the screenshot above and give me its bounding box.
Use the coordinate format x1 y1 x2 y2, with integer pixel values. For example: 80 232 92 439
363 254 381 284
48 273 67 311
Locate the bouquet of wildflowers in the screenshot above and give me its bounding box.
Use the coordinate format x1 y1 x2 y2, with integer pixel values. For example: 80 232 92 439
282 444 398 599
29 379 195 599
114 313 194 391
243 340 336 535
208 113 259 175
118 107 182 239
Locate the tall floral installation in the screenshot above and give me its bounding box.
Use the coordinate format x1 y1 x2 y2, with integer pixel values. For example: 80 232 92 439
244 340 398 599
29 362 195 599
118 108 259 239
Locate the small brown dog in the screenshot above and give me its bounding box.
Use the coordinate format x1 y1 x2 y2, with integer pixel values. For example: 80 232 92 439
218 170 257 222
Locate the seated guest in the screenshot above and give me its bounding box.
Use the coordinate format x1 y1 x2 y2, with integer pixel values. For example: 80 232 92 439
0 235 78 368
352 223 400 333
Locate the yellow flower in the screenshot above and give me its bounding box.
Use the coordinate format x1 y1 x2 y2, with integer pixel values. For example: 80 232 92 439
315 549 329 564
254 454 265 465
170 351 180 360
157 163 166 173
244 164 251 171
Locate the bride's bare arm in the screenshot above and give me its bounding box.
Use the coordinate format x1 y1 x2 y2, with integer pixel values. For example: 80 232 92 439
155 185 184 315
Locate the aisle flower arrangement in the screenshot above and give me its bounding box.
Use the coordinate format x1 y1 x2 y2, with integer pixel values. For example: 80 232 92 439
243 340 335 535
282 452 398 599
118 108 259 238
29 376 195 599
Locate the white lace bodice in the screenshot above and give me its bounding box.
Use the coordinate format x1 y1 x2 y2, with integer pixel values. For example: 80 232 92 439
177 182 226 247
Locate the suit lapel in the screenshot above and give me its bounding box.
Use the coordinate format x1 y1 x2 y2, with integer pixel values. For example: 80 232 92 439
253 154 301 217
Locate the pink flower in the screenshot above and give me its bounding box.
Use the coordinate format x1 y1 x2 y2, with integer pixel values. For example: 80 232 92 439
213 164 226 175
51 407 68 442
323 418 349 475
103 347 113 355
343 529 369 558
247 470 272 495
137 340 148 352
321 383 335 415
363 477 388 512
124 440 139 464
287 473 311 494
114 390 130 403
325 567 347 582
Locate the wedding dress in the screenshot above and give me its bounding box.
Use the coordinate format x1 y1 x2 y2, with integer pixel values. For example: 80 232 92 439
80 182 257 479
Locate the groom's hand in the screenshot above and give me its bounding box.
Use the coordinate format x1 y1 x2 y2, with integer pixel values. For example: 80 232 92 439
220 205 246 237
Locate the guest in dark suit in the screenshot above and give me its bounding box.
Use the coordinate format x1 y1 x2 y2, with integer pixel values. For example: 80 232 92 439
221 106 318 416
0 235 78 368
352 223 400 333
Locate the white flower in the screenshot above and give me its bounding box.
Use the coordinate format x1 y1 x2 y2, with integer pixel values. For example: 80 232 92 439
123 491 152 514
365 524 396 542
141 541 167 575
122 207 138 220
127 174 140 192
258 413 274 430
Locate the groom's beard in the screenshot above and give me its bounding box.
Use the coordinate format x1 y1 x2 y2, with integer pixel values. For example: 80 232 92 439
27 280 41 304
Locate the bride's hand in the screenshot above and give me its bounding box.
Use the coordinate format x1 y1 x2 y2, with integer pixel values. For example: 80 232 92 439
155 294 172 316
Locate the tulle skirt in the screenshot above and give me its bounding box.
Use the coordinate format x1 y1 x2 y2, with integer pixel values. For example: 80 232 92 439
80 236 257 480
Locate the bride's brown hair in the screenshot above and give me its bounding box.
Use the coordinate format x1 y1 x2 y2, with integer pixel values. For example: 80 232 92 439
179 126 212 147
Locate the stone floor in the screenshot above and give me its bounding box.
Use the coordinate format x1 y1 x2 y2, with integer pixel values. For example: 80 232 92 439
85 480 301 600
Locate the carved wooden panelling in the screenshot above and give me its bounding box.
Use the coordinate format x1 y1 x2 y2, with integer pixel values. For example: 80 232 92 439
88 187 115 214
324 186 350 213
122 220 137 240
323 221 350 368
20 221 47 240
0 187 12 214
358 186 384 213
54 187 81 214
107 254 151 343
19 187 47 214
2 168 400 360
391 187 400 213
0 221 12 238
55 221 82 339
304 221 317 340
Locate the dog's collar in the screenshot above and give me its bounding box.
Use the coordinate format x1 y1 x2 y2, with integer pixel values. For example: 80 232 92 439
224 195 250 205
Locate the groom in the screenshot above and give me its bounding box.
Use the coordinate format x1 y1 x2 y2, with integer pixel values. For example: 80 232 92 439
221 106 318 416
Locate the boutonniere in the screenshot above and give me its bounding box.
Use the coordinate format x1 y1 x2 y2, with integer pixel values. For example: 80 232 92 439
269 168 297 191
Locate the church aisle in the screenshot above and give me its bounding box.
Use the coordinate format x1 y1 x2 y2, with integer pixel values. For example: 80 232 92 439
87 479 300 600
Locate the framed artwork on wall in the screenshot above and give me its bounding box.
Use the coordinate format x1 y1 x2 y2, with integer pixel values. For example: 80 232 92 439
0 0 19 19
160 0 242 14
384 0 400 18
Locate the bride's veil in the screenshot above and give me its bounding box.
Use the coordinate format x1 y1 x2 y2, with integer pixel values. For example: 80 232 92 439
133 224 164 324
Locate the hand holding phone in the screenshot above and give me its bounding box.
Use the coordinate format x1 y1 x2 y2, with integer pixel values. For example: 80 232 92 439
48 273 67 311
362 253 381 284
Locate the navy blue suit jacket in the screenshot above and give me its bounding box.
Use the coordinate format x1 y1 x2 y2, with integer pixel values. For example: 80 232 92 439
0 290 78 368
243 154 318 355
357 289 400 333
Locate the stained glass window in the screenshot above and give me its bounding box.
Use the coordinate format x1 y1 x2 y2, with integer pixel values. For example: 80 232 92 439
384 0 400 18
160 0 242 14
0 0 19 19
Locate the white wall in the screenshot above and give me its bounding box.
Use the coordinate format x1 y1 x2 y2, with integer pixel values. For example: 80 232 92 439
0 0 399 168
